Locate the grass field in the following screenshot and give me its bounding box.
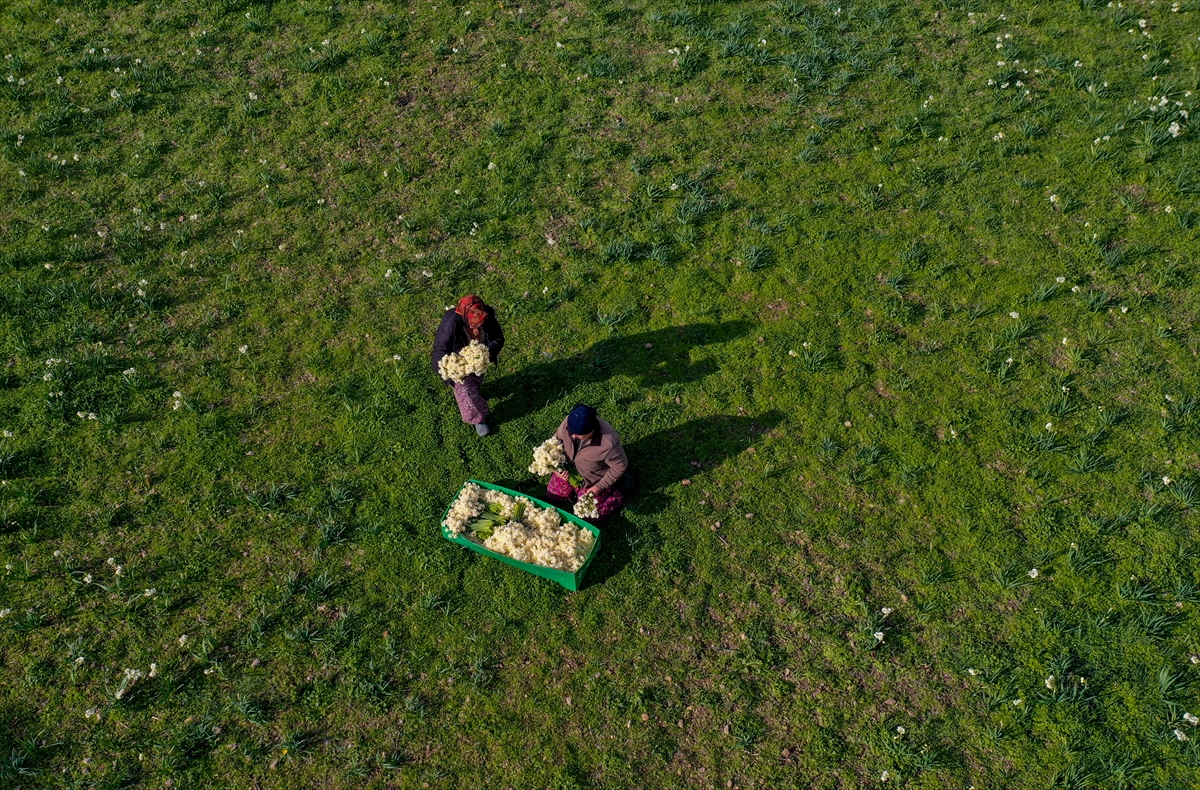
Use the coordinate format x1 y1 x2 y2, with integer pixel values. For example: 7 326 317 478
2 0 1199 786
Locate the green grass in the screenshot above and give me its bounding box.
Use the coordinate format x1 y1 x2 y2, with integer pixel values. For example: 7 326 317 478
1 0 1199 786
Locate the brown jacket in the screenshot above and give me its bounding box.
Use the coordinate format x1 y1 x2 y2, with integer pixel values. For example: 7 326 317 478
554 417 628 492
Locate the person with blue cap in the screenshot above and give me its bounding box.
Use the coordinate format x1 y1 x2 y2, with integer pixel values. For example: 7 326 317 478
546 404 631 517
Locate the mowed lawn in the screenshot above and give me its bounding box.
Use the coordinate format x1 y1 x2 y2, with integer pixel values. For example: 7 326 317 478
1 0 1199 786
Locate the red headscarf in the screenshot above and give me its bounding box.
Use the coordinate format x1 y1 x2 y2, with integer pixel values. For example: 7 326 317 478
455 295 489 340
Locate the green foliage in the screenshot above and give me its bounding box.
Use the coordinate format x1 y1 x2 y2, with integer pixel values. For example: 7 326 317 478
0 0 1199 787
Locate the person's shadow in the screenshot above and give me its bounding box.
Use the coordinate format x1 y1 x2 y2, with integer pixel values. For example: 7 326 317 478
485 321 752 424
585 411 784 587
495 411 784 588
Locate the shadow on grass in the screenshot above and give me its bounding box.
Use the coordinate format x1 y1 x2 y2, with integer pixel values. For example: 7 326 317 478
486 321 752 423
582 411 783 588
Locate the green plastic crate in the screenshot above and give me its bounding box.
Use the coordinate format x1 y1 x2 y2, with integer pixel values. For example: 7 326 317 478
440 479 601 591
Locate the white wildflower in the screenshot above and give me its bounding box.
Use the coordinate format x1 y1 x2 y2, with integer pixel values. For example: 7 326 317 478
1176 729 1189 742
1185 713 1199 726
1163 476 1173 486
114 667 145 700
881 607 893 615
148 662 158 677
0 608 10 618
1045 675 1056 691
178 634 189 646
238 345 248 354
967 668 979 676
1028 568 1039 579
1056 276 1065 283
873 631 885 642
1169 122 1182 138
1009 311 1019 319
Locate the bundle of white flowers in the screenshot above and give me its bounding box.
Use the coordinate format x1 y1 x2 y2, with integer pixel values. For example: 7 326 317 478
437 340 490 384
442 482 486 536
483 516 595 572
573 492 600 519
444 484 595 571
529 437 568 476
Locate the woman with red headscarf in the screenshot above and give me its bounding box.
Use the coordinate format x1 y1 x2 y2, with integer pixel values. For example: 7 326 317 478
432 295 505 435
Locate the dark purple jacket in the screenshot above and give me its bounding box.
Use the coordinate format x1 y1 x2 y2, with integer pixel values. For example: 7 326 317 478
431 306 504 382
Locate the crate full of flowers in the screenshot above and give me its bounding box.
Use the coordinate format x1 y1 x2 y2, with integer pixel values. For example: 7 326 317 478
440 480 600 591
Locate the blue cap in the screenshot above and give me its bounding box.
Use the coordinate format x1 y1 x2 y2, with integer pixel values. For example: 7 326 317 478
567 404 598 436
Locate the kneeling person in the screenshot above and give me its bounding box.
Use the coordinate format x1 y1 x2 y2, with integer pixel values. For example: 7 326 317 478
547 404 630 517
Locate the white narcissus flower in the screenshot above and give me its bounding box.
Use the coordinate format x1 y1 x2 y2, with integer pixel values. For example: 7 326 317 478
573 493 600 519
437 341 490 384
445 485 595 570
529 438 568 477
